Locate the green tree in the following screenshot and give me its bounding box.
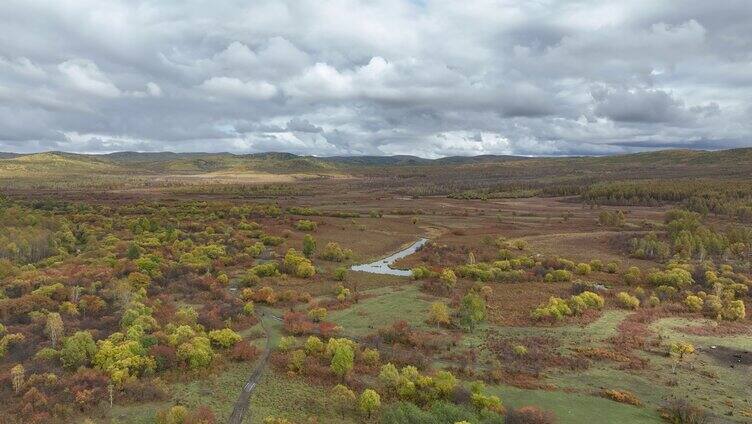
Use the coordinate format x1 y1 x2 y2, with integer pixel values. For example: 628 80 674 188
60 331 97 369
433 370 458 398
126 243 141 259
302 234 316 258
379 363 400 388
459 292 486 332
288 349 306 373
359 389 381 419
307 307 328 322
304 336 324 355
331 384 356 418
176 337 214 370
331 344 355 378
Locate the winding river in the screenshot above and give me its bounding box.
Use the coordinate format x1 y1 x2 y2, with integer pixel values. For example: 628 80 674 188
350 237 428 276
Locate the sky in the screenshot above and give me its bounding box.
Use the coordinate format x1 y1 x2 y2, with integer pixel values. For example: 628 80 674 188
0 1 751 158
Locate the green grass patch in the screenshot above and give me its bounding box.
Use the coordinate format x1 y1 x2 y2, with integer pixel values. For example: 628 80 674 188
246 371 355 423
488 384 663 424
328 284 433 337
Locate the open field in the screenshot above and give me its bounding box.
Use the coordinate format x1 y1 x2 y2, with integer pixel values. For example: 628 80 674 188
0 149 750 423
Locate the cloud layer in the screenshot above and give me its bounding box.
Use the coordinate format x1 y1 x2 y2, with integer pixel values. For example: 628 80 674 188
0 0 750 157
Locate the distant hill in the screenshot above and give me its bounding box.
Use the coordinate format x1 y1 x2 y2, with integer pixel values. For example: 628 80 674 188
0 148 750 180
0 152 121 176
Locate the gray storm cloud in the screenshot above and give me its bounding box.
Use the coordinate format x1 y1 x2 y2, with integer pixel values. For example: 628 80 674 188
0 0 750 157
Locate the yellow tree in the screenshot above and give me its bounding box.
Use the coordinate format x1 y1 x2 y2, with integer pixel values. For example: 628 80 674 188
11 364 24 393
670 341 695 373
45 312 64 348
428 302 451 328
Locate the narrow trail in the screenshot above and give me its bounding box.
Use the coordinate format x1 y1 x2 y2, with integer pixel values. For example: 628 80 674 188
227 309 281 424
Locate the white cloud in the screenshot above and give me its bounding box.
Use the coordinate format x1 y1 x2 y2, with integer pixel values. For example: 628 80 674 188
285 63 354 99
199 76 278 100
58 59 121 98
0 56 46 79
146 82 162 97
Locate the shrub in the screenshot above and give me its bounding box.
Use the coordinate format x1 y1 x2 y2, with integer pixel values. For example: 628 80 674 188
504 406 556 424
278 336 297 352
623 266 641 285
601 389 641 406
176 337 214 370
284 249 316 278
532 297 572 321
440 268 457 287
244 242 265 257
659 399 709 424
261 234 284 246
703 295 722 318
471 392 504 414
288 349 306 373
251 261 280 277
302 234 316 257
616 292 640 309
655 285 678 301
684 295 704 312
589 259 603 272
574 263 592 275
208 328 242 349
577 291 605 309
320 242 353 262
333 266 347 281
361 348 380 367
544 269 572 282
722 300 745 321
253 286 277 304
410 266 432 280
307 307 327 322
648 268 694 289
304 336 324 355
513 345 528 357
229 341 259 362
155 405 189 424
295 220 317 231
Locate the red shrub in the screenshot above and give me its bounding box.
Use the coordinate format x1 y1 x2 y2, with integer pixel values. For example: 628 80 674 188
318 321 340 338
149 344 177 371
186 405 216 424
229 341 260 362
121 379 168 403
504 406 557 424
283 311 315 335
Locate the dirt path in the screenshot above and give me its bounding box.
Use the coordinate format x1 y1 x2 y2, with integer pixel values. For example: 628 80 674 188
227 309 281 424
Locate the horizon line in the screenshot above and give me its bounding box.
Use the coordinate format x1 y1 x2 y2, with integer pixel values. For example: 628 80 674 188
0 146 742 161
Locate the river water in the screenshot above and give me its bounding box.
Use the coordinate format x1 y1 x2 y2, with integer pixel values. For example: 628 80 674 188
350 237 428 276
